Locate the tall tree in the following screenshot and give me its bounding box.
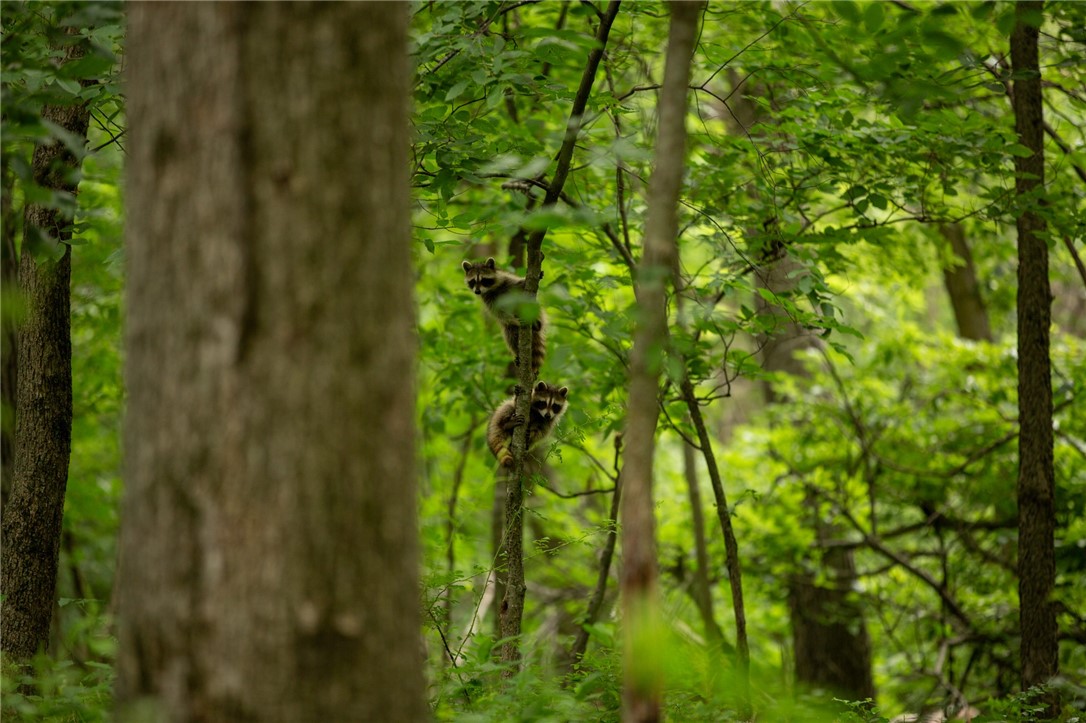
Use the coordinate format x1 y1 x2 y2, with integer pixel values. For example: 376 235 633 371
756 256 875 703
621 3 703 720
0 42 89 661
115 4 425 719
498 0 621 672
727 68 876 701
1010 0 1058 712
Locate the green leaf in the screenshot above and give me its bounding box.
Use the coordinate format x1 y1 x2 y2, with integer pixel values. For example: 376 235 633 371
863 2 885 33
55 77 82 96
444 80 469 102
1007 143 1035 158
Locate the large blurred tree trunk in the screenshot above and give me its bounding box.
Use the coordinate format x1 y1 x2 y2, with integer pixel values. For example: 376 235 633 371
622 3 703 720
0 91 88 661
115 5 425 720
1010 1 1058 714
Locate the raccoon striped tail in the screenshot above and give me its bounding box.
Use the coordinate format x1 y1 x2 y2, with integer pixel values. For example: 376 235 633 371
501 323 547 376
530 324 546 376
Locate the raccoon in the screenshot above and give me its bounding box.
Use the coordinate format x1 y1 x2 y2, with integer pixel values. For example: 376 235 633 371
462 257 546 374
487 381 569 468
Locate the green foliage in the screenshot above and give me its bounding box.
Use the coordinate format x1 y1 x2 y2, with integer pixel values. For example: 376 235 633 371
0 604 115 722
410 1 1084 719
4 0 1083 720
1 1 124 256
2 3 124 718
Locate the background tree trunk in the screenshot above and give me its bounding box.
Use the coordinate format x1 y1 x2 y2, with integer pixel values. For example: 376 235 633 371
115 5 425 720
1 94 88 661
1010 1 1058 713
621 3 703 720
755 255 877 702
938 223 993 342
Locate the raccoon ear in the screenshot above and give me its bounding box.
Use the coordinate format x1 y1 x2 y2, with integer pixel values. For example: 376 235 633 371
462 261 472 272
557 387 568 397
534 381 548 393
485 257 496 269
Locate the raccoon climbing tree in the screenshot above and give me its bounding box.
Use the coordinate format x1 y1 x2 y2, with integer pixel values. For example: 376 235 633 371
495 0 622 674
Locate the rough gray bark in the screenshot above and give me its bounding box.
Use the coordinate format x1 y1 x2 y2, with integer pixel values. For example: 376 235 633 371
939 223 993 342
621 3 703 721
1010 1 1058 713
1 94 88 661
115 5 425 720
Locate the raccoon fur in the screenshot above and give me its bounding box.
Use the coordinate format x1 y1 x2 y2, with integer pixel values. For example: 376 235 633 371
462 257 546 374
487 381 568 468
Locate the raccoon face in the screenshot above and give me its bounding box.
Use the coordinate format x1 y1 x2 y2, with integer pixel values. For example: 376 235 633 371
531 381 568 422
462 257 498 296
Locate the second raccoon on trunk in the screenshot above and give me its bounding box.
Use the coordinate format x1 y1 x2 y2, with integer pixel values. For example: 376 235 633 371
463 257 546 375
487 381 568 468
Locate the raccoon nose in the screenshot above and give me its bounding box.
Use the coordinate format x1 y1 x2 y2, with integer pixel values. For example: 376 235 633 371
474 288 481 295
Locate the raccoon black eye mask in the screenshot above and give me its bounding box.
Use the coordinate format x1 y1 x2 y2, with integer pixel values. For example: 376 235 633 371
486 381 568 468
462 257 547 375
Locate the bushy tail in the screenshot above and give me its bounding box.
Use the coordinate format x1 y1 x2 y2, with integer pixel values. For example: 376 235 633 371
502 322 547 376
493 442 514 468
530 325 546 376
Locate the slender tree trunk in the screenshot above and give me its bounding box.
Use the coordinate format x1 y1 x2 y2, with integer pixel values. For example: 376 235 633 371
1011 2 1058 713
498 0 621 672
443 423 474 646
570 437 623 667
679 381 751 714
622 4 703 720
0 92 88 661
115 5 425 720
681 439 726 650
939 223 993 342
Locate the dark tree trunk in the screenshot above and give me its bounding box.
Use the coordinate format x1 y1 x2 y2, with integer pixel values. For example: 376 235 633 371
679 379 751 716
787 546 875 700
115 5 425 720
681 439 726 650
1011 1 1058 713
570 443 622 667
939 223 993 342
725 67 876 702
0 95 88 661
1 159 16 508
756 256 876 702
621 3 703 720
